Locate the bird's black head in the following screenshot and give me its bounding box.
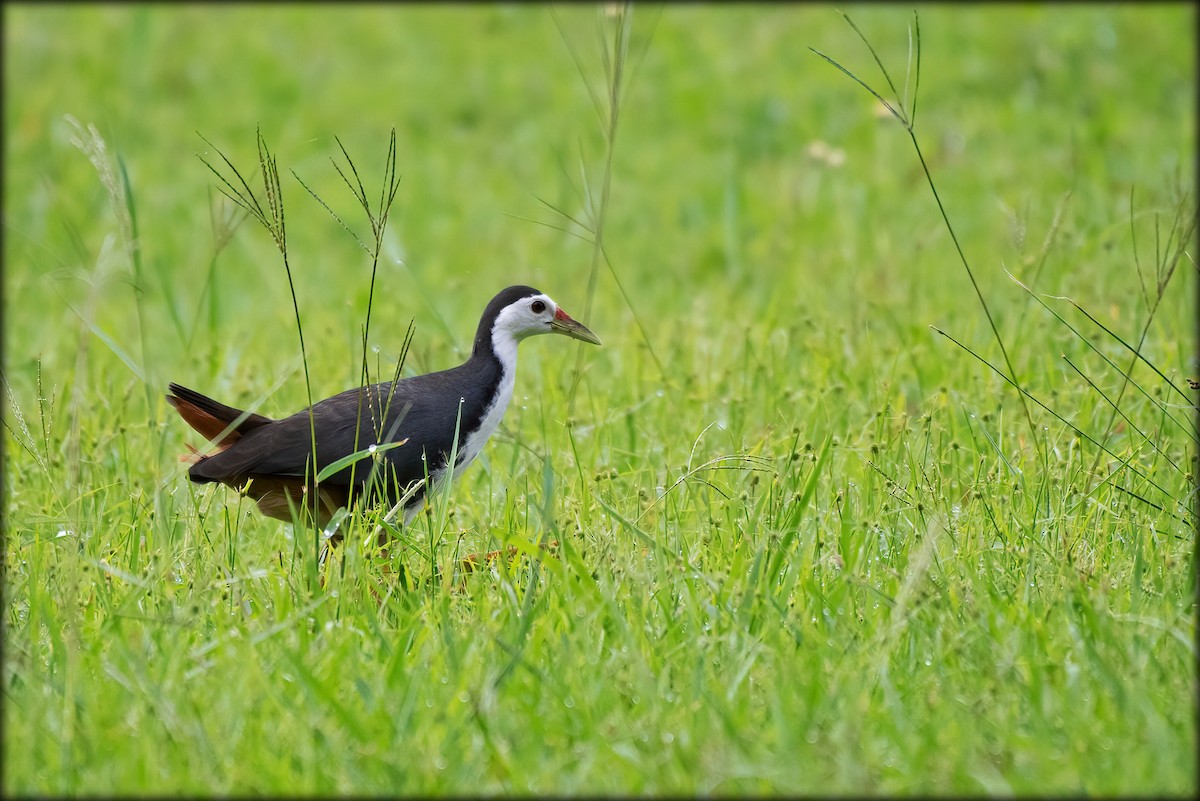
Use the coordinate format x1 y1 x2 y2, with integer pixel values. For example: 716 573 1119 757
472 285 601 357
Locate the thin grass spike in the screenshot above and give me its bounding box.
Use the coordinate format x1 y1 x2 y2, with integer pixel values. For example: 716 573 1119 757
841 11 903 111
932 325 1177 508
1006 270 1195 441
1067 298 1190 405
808 48 902 125
1062 355 1181 474
292 171 370 254
334 135 370 210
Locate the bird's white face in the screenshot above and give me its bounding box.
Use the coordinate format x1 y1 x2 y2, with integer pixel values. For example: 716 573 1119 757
494 293 560 342
492 293 602 346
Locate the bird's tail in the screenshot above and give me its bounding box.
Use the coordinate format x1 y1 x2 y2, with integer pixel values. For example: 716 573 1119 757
165 382 274 459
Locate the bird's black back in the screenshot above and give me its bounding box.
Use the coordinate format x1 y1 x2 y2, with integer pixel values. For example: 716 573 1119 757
189 354 503 500
186 285 546 507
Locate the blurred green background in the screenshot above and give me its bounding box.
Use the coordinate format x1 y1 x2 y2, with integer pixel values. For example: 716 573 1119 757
3 3 1195 795
5 4 1192 395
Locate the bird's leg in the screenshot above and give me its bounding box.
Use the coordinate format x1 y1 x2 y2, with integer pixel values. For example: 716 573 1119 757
451 539 562 587
374 526 391 559
317 531 341 589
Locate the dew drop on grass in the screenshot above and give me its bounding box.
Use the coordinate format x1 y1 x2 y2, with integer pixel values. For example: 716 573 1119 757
564 696 575 709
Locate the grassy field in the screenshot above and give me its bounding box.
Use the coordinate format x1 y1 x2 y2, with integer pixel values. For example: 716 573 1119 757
3 3 1195 795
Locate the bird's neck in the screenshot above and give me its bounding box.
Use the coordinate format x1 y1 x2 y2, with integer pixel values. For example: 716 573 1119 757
453 321 519 463
470 321 520 390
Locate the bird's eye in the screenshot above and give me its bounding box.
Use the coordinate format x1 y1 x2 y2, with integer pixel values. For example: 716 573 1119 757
531 300 547 314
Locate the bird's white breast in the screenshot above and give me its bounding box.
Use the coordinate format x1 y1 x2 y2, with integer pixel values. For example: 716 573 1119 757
447 321 520 483
451 366 514 481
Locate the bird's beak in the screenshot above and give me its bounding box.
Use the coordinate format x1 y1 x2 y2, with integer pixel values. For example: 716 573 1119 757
550 307 601 345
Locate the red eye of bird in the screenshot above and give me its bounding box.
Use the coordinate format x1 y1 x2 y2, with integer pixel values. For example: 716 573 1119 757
531 300 546 313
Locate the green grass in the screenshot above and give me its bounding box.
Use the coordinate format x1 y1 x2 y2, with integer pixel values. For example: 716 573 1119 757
4 3 1196 795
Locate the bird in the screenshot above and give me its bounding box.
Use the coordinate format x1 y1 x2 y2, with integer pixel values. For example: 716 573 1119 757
167 285 600 529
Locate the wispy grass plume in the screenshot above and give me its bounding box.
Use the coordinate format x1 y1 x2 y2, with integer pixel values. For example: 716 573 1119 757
811 13 1042 452
548 3 666 406
198 129 321 565
292 131 415 576
812 12 1197 524
188 186 248 376
61 117 150 497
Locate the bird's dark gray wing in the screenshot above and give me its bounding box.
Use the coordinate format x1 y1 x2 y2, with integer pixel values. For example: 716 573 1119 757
190 361 499 495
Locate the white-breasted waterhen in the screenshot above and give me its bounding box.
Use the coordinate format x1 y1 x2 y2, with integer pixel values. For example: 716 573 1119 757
167 285 600 528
